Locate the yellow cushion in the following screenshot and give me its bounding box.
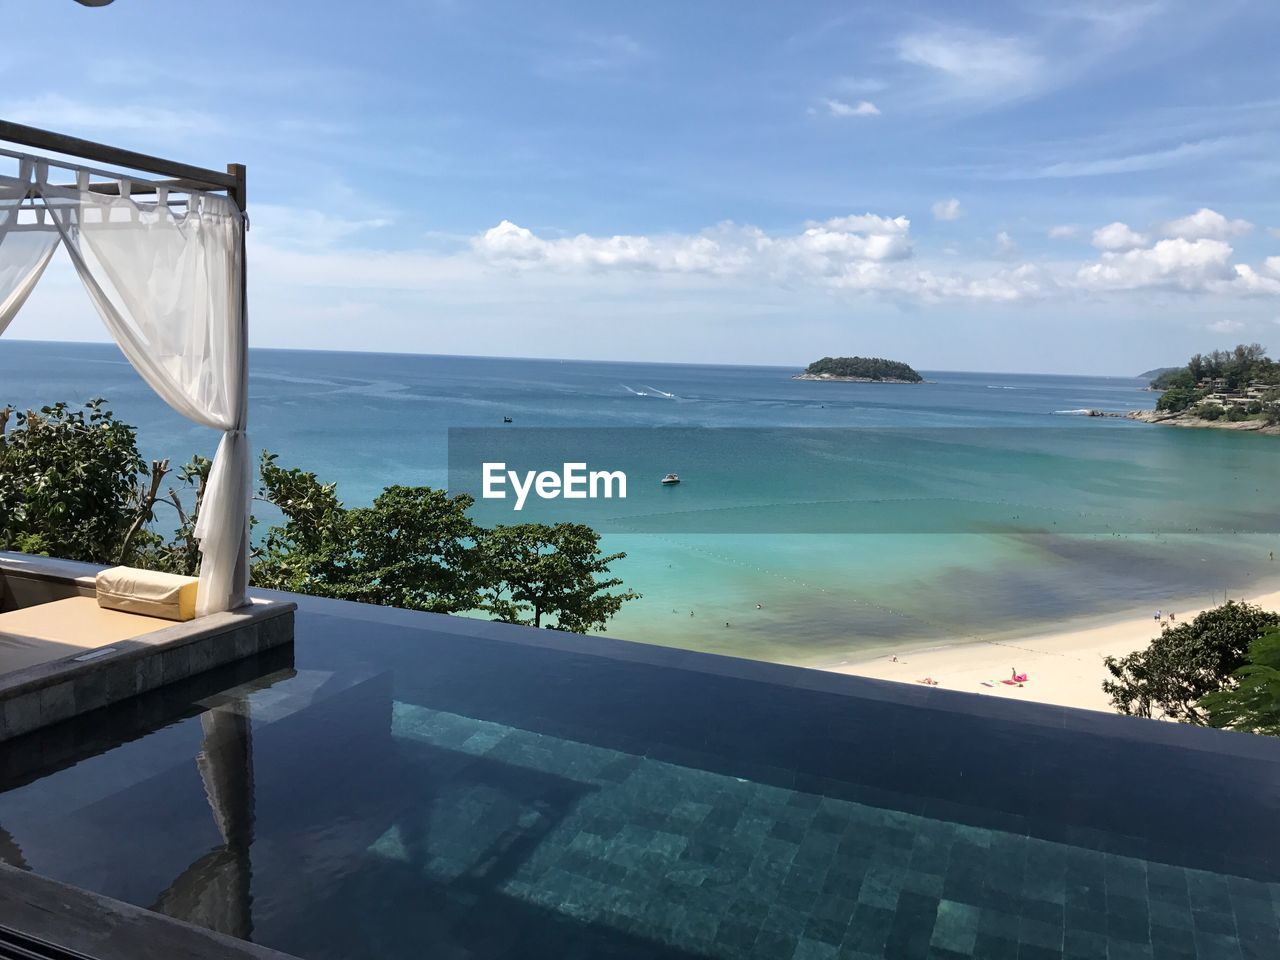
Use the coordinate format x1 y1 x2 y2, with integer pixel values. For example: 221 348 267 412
96 566 199 622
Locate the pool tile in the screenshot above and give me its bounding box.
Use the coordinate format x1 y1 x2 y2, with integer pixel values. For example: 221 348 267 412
791 937 839 960
930 899 979 955
974 933 1021 960
845 903 896 955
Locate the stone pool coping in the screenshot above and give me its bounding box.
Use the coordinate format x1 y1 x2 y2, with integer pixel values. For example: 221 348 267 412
0 861 302 960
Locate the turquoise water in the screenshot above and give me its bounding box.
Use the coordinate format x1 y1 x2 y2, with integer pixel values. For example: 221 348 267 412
2 338 1278 663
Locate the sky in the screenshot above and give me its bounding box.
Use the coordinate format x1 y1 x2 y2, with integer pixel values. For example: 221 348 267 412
4 0 1280 374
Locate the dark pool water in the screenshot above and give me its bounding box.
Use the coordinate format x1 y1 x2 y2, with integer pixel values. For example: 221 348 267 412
1 594 1277 959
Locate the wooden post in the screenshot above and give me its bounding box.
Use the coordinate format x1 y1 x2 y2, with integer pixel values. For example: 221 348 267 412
226 162 246 213
227 162 250 607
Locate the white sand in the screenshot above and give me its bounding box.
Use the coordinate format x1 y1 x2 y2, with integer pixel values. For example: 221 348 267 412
829 590 1280 713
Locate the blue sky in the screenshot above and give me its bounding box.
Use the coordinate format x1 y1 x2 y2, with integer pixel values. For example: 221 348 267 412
5 0 1280 373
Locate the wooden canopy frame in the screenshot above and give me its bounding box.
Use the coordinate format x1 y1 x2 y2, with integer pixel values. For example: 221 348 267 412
0 118 252 612
0 119 246 211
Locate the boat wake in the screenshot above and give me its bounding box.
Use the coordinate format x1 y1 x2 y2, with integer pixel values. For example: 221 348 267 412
1053 408 1094 415
643 385 677 398
621 384 650 396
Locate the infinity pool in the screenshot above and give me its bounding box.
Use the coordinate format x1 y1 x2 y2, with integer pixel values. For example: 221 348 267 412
1 593 1277 959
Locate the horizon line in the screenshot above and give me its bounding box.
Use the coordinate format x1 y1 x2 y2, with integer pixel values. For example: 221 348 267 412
0 336 1156 380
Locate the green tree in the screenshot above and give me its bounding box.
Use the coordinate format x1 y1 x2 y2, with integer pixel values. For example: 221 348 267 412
1149 368 1194 390
0 401 151 563
2 400 638 634
252 453 481 614
1155 386 1204 412
1103 601 1280 722
803 356 923 382
1199 629 1280 735
476 522 639 632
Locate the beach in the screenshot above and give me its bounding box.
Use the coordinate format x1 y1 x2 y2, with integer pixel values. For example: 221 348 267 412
830 588 1280 713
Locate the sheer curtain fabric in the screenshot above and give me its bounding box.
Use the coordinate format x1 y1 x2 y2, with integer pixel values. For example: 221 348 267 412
0 157 249 615
0 160 60 337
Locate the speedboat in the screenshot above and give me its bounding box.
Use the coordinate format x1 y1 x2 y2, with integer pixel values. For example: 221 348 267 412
661 473 680 485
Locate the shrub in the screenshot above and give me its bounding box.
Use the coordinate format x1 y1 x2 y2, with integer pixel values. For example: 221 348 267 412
1103 601 1280 722
0 401 149 563
1155 387 1203 412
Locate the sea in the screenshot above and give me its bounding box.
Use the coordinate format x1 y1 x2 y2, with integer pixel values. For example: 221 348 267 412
3 338 1279 667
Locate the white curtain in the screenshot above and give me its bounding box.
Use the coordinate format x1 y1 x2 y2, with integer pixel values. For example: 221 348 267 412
0 160 61 338
36 169 250 615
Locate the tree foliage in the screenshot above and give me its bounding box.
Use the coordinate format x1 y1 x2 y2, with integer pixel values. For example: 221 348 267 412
803 356 923 382
1154 386 1202 413
252 453 482 614
1152 343 1279 391
1148 367 1193 390
1199 629 1280 735
0 404 638 634
0 401 149 563
476 522 640 632
1149 344 1280 421
1102 601 1280 723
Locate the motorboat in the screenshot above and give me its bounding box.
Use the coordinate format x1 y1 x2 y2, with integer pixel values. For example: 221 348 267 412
661 473 680 485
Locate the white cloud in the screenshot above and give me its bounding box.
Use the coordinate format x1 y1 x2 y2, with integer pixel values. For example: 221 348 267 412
1 93 225 137
474 215 914 279
1006 138 1239 180
931 198 962 221
780 222 912 265
896 29 1043 102
1160 208 1252 240
822 98 880 117
1077 238 1236 292
244 205 1280 315
251 205 392 249
1091 222 1149 251
1208 319 1245 333
1270 227 1280 240
473 220 739 273
813 214 909 235
1232 264 1280 295
1047 225 1078 239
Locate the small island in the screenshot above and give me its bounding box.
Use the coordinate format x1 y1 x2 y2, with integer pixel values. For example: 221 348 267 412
794 356 923 383
1129 343 1280 435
